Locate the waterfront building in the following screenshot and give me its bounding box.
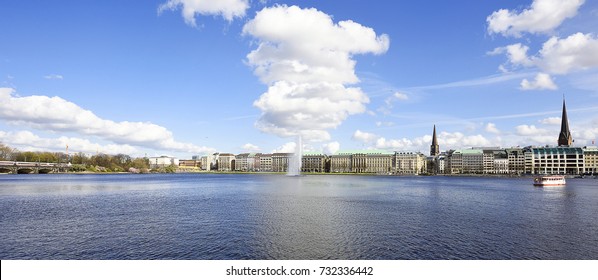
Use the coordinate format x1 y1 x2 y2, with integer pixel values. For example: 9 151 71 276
359 151 394 174
583 146 598 175
395 151 426 174
492 150 509 174
437 153 447 174
200 154 216 171
149 156 179 169
529 146 584 175
301 152 327 173
330 150 393 173
330 152 352 173
506 148 526 174
430 125 439 157
256 153 273 172
558 99 573 146
217 153 236 171
272 153 292 172
447 149 484 174
179 159 199 168
235 153 253 171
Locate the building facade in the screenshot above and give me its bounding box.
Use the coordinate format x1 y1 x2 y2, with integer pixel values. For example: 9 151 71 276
301 153 327 173
272 153 291 172
529 147 584 175
217 153 236 171
583 146 598 175
148 156 179 169
395 152 426 174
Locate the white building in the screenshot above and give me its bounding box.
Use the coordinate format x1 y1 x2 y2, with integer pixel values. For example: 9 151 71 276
148 156 179 169
529 146 584 175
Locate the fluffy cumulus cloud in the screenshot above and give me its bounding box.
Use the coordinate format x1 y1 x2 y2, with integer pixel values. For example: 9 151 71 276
352 130 379 144
485 123 501 134
0 88 213 154
514 124 557 145
271 141 296 153
159 0 249 25
515 124 547 136
535 33 598 74
490 33 598 87
520 73 558 90
0 130 137 155
322 141 340 155
487 0 585 37
352 129 493 152
539 117 561 125
241 143 260 152
244 5 389 142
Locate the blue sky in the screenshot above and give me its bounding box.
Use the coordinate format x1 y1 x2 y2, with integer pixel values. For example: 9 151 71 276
1 0 598 158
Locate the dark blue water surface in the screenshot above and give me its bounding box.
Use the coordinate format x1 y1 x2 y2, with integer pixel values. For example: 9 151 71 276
1 174 597 259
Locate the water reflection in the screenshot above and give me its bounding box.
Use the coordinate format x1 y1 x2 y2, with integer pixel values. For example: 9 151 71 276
1 174 597 259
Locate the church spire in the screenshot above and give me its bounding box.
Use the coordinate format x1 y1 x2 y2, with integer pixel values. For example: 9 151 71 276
430 125 439 156
558 98 572 146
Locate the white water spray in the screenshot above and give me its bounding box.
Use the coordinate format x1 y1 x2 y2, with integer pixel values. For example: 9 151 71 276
287 135 302 176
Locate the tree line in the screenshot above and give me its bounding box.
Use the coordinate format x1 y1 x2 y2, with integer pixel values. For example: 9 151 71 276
0 143 150 173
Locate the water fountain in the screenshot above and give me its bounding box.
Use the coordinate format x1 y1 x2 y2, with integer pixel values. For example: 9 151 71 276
287 135 302 176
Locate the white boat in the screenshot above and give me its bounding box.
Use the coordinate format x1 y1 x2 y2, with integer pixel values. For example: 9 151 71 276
533 175 566 187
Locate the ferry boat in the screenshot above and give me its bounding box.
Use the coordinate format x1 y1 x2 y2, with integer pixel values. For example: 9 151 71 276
533 175 566 187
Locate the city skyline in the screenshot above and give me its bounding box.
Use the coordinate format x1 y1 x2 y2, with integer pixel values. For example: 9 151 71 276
1 0 598 159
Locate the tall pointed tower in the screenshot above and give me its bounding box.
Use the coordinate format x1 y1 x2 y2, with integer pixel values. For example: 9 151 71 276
558 99 572 146
430 125 439 156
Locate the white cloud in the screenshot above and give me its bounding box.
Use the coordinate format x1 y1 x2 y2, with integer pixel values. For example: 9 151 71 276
0 88 214 154
271 141 296 153
520 73 558 90
487 0 585 37
535 33 598 74
488 43 533 67
438 132 492 149
393 91 408 101
515 124 547 136
158 0 249 26
492 33 598 75
351 129 493 152
539 117 561 125
241 143 260 152
244 5 389 142
44 74 63 80
485 123 501 134
322 141 340 155
352 130 379 143
0 130 137 155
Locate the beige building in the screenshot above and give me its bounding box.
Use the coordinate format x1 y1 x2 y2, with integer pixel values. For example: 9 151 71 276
330 152 352 173
272 153 291 172
330 150 393 174
583 146 598 175
235 153 257 172
395 152 426 174
302 153 327 173
256 153 273 172
217 153 236 171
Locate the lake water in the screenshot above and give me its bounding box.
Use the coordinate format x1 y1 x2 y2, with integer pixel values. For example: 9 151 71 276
1 174 597 259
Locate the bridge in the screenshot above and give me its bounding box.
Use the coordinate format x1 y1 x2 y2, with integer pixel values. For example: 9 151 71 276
0 161 72 174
